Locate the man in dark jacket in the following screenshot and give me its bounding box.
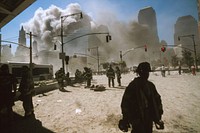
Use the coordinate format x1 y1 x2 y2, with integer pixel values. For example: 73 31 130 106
106 65 115 87
55 68 65 90
119 62 164 133
0 64 17 123
18 66 34 118
115 66 121 86
82 67 92 88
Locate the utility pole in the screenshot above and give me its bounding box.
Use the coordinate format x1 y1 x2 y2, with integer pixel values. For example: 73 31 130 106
191 35 198 71
60 12 83 74
26 32 37 74
29 32 33 74
120 51 122 70
97 46 99 74
60 16 65 74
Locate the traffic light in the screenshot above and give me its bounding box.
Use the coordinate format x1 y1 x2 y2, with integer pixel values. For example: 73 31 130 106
161 46 166 52
144 45 147 52
65 56 69 65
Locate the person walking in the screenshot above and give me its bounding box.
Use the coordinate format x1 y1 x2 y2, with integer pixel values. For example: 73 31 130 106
106 65 115 87
18 66 35 118
161 65 165 77
178 65 182 75
82 67 92 88
115 66 121 86
119 62 164 133
0 64 17 125
191 65 196 75
55 68 65 90
75 69 83 83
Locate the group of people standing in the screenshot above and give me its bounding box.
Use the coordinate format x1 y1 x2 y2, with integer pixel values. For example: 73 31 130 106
55 67 93 90
0 64 34 127
75 67 93 88
106 65 121 87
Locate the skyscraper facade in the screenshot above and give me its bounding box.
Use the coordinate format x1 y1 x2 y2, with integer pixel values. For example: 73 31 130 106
174 15 200 55
137 6 160 63
15 26 29 61
138 6 160 50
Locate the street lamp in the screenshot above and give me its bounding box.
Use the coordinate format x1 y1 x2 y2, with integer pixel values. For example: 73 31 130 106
120 45 146 61
119 45 146 71
178 34 198 71
55 31 111 73
60 12 83 74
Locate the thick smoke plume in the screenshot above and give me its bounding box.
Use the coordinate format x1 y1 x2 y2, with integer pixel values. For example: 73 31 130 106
21 2 154 69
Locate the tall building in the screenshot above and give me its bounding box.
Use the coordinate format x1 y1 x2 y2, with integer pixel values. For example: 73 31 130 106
18 26 26 45
138 6 160 50
15 26 29 61
174 15 200 56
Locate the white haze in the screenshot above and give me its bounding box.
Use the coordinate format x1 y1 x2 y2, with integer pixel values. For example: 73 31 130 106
20 2 159 71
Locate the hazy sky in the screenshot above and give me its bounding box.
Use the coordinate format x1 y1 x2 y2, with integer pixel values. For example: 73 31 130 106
0 0 198 53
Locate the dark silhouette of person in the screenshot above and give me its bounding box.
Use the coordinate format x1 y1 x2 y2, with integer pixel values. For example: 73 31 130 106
119 62 164 133
75 69 83 83
55 68 65 90
0 64 17 124
106 65 115 87
65 72 72 86
178 65 182 75
115 66 121 86
82 67 92 88
18 66 34 118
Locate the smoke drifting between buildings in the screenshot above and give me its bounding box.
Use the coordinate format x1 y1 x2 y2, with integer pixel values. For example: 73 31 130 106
20 3 160 71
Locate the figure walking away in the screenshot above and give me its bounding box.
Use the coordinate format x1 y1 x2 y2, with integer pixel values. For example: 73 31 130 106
191 65 196 75
0 64 17 126
106 65 115 87
75 69 83 83
55 68 65 90
115 66 121 86
18 66 35 118
161 64 165 77
82 67 92 88
119 62 164 133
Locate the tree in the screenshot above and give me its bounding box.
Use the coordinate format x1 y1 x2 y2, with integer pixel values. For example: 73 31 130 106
182 50 194 68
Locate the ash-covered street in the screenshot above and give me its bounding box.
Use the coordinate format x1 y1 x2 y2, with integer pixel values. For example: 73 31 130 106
12 71 200 133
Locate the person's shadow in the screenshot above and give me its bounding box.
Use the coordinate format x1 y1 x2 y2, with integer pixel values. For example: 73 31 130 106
0 112 55 133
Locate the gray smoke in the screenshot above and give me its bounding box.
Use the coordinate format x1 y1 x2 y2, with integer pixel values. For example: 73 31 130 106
22 3 92 51
21 2 155 68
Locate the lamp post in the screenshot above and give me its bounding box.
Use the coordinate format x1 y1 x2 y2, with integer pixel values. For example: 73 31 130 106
88 46 99 74
178 34 198 71
60 12 83 74
55 31 111 73
119 45 146 71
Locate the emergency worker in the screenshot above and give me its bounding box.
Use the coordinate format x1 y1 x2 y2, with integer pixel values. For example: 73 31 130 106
119 62 164 133
115 66 121 86
0 64 17 123
75 69 83 83
55 68 65 90
106 65 115 87
18 66 34 118
82 67 92 88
